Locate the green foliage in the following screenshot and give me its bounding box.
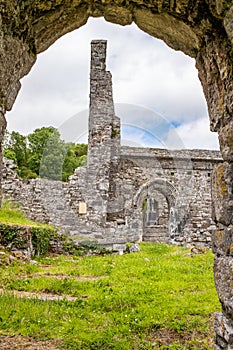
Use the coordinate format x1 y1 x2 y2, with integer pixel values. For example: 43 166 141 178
3 131 28 173
0 198 47 227
73 143 88 158
3 128 88 181
62 143 79 182
18 166 37 179
3 149 17 163
0 198 57 256
77 154 87 167
28 127 65 179
0 244 221 349
111 129 120 138
0 224 56 256
62 143 87 181
0 224 28 249
28 126 57 156
31 227 56 256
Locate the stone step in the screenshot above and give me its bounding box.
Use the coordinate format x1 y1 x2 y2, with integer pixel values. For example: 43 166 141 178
143 232 169 238
143 236 169 243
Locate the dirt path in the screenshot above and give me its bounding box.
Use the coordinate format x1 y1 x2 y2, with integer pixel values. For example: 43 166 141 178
0 288 88 301
30 272 101 281
0 335 61 350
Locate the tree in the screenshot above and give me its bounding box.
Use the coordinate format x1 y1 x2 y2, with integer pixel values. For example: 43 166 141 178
3 127 88 181
73 143 88 158
62 143 79 181
28 127 68 180
2 131 30 177
27 127 56 175
61 143 88 181
11 132 28 168
28 126 66 178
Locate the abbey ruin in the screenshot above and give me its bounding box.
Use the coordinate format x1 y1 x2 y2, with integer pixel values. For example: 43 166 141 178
1 1 233 348
2 40 223 250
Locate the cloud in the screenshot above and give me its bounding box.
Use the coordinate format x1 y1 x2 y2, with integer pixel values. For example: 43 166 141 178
121 124 165 148
167 117 219 150
5 17 217 150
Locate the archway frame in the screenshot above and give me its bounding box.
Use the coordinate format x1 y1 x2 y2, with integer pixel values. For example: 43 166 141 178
1 2 233 347
134 178 176 211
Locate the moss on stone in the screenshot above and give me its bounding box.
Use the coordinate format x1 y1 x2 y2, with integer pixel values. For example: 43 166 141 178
216 164 228 195
226 129 233 148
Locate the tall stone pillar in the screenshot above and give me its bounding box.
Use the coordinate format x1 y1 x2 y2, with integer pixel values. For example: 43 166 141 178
86 40 120 225
212 124 233 350
196 34 233 349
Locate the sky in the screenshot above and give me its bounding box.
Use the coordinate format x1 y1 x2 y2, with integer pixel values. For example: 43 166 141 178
6 17 219 150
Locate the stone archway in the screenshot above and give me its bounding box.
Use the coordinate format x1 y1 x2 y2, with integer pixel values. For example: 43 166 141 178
1 2 233 347
134 178 176 210
134 178 177 243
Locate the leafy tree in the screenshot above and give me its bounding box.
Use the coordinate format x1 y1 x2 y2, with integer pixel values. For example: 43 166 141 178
76 154 87 167
28 127 69 180
28 127 58 176
19 166 38 179
3 127 88 181
3 149 17 164
62 143 88 181
2 131 29 177
40 139 68 180
73 143 88 158
11 132 28 168
62 143 79 182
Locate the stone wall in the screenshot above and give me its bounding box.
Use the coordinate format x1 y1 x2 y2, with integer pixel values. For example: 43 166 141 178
1 41 224 252
2 146 223 249
1 2 233 348
118 147 222 247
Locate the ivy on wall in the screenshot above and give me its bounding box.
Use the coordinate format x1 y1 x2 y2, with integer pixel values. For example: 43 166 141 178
31 227 56 256
0 224 57 257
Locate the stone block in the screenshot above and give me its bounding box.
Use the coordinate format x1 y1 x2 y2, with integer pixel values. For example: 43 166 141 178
219 121 233 161
213 345 222 350
215 313 233 348
214 256 233 316
79 202 87 214
112 243 126 252
212 163 233 226
213 226 233 256
129 243 141 253
216 335 228 349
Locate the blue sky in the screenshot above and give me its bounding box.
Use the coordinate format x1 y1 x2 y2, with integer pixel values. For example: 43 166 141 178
6 17 219 150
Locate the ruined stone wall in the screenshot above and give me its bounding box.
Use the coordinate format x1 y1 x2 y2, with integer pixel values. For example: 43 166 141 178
2 143 223 249
113 147 222 247
0 40 224 253
1 1 233 348
86 40 121 224
2 158 86 233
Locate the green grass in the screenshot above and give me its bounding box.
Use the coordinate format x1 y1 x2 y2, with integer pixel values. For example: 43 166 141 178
0 198 54 228
0 243 220 349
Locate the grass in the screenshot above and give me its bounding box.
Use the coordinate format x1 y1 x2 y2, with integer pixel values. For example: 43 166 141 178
0 243 221 349
0 198 54 228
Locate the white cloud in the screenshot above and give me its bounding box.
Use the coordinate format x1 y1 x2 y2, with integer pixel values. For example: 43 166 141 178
5 17 217 150
168 117 219 150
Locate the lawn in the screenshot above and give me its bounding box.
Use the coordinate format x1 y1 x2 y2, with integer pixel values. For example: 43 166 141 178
0 199 53 228
0 243 220 349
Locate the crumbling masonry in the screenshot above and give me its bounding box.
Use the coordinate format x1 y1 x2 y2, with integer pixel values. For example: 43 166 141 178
1 1 233 348
3 40 223 251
